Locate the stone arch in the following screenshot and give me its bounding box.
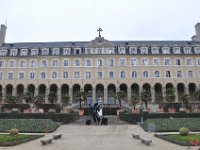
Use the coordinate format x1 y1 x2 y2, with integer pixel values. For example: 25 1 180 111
61 84 69 98
16 84 24 102
38 84 46 103
177 83 185 102
84 84 92 105
166 83 174 90
143 83 151 91
96 84 104 102
119 83 128 101
107 84 116 104
72 84 81 103
189 83 196 101
131 83 139 96
154 83 163 103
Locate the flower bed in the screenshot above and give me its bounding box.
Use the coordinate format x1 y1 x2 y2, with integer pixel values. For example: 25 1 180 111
0 134 43 146
155 134 200 146
142 118 200 132
0 119 59 133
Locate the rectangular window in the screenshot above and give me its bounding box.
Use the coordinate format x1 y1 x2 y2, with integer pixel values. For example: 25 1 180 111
75 60 80 66
141 47 148 54
74 72 80 78
41 72 46 79
0 61 4 67
151 47 159 54
166 71 171 78
177 71 182 78
42 49 49 55
20 49 28 56
41 60 47 67
0 72 2 79
142 59 148 65
131 59 137 66
186 59 192 66
19 73 24 79
52 60 58 67
63 72 68 78
97 72 103 79
52 49 60 55
9 61 15 67
20 61 25 67
153 59 159 65
10 50 17 56
108 59 114 67
129 47 137 54
176 59 181 65
30 72 35 79
86 60 91 66
188 71 193 78
0 50 7 56
164 59 170 65
31 49 38 56
109 71 114 78
8 73 13 79
85 72 91 79
63 60 69 67
120 59 125 66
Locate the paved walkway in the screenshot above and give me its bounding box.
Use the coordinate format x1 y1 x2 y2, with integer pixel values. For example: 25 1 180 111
1 124 199 150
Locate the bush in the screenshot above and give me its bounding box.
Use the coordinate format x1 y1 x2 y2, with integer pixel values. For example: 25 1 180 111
179 127 189 136
9 128 19 135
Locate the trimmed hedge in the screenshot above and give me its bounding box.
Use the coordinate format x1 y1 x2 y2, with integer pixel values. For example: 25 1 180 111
142 118 200 132
0 112 79 124
119 111 200 124
83 107 120 115
0 119 59 133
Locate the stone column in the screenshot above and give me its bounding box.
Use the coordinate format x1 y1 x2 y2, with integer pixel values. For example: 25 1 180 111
162 87 166 99
175 88 178 102
185 86 189 95
92 88 96 104
104 88 107 104
34 88 38 97
45 88 50 103
151 86 155 103
13 87 17 97
57 87 61 104
2 87 6 103
127 85 132 101
69 88 73 104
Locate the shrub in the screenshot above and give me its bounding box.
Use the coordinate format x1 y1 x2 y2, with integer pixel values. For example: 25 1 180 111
179 127 189 136
9 128 19 135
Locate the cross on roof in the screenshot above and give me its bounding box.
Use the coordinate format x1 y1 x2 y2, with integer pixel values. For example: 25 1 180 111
97 28 103 37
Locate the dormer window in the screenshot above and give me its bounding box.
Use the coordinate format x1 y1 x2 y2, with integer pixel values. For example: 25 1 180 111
151 47 159 54
41 48 49 55
108 48 115 54
85 48 91 54
97 48 103 54
52 48 60 55
194 47 200 54
129 47 137 54
10 49 18 56
162 47 170 54
118 47 125 54
173 47 181 54
75 48 81 55
183 47 191 54
63 48 71 55
141 47 148 54
31 49 38 56
0 50 7 56
20 49 28 56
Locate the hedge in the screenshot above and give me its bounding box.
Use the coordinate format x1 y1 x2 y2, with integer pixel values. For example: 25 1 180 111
83 107 120 115
142 118 200 132
119 111 200 124
0 119 59 133
0 112 79 124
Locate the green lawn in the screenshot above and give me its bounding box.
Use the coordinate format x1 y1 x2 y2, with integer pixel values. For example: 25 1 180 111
0 134 43 146
155 134 200 146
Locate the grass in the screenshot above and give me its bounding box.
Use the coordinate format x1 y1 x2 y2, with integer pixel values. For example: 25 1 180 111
0 134 44 146
155 134 200 146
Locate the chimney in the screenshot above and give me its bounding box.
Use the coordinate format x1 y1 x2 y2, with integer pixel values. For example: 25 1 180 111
195 23 200 42
0 24 7 47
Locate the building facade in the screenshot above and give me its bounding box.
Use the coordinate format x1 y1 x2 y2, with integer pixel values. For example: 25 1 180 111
0 24 200 105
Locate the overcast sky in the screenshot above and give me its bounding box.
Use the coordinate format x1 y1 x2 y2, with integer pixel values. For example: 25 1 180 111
0 0 200 43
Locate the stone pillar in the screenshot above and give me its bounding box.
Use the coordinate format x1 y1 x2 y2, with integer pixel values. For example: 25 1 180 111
57 87 61 103
34 88 38 97
13 87 17 97
185 87 189 95
92 88 96 104
151 86 155 103
127 85 132 101
45 88 50 103
162 87 166 99
2 87 6 103
69 88 73 104
104 88 107 104
175 88 178 102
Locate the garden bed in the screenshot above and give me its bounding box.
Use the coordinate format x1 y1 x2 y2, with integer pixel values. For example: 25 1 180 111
0 134 43 146
155 134 200 146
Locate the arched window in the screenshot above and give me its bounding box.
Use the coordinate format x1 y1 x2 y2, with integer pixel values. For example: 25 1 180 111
143 71 148 78
155 71 160 77
30 60 36 67
52 72 57 79
132 71 137 78
121 71 126 78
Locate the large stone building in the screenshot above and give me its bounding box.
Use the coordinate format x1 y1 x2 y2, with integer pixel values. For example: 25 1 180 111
0 24 200 105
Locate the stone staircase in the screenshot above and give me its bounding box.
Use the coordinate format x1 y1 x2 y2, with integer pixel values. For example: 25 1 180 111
71 115 129 125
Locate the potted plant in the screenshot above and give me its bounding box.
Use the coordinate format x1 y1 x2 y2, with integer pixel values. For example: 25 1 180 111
130 94 139 111
75 89 86 109
164 88 176 113
48 92 57 113
7 95 19 113
61 95 70 113
140 89 151 109
115 90 125 108
34 95 43 112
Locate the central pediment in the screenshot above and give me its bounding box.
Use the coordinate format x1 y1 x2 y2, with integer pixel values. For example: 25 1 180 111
88 37 114 48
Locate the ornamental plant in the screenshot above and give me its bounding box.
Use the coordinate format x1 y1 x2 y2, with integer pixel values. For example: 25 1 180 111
9 128 19 136
179 127 189 136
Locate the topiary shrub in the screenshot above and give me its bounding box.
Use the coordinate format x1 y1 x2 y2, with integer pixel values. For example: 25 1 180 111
9 128 19 135
179 127 189 136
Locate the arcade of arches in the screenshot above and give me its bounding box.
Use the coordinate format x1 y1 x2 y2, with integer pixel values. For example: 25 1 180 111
0 83 197 104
